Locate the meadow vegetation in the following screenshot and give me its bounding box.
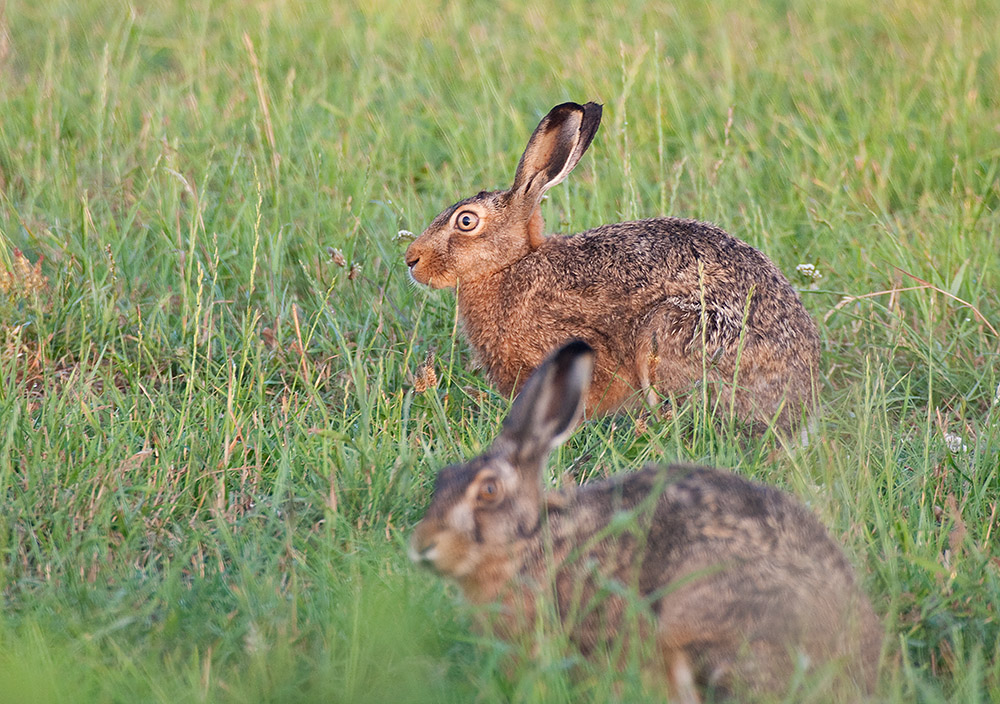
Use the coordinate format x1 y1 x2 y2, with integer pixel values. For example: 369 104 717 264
0 0 998 701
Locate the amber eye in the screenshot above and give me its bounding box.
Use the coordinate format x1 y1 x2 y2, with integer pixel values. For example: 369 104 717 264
478 479 501 504
455 210 480 232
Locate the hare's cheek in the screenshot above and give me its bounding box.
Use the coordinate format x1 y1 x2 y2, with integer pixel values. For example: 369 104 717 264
446 501 476 534
434 533 479 578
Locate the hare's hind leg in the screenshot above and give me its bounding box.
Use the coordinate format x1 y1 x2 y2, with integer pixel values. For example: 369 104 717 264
638 316 702 412
658 646 701 704
635 335 658 408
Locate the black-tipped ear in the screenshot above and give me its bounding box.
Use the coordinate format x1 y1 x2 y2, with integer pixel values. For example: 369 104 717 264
497 340 595 470
510 102 603 207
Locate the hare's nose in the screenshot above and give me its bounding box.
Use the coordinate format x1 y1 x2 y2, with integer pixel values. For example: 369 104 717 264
405 253 420 269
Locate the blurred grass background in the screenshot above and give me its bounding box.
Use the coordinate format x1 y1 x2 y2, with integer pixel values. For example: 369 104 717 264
1 0 998 701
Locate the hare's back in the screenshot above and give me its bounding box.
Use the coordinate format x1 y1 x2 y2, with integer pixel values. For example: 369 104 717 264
646 466 855 578
543 217 793 297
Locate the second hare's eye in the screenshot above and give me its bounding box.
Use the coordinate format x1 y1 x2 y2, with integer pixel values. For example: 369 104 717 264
478 479 501 504
455 210 480 232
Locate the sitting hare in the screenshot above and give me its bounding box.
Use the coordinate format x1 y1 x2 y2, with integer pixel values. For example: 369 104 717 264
405 102 820 433
411 341 881 702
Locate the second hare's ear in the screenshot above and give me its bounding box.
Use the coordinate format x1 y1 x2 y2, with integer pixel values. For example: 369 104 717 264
497 340 595 472
510 102 602 207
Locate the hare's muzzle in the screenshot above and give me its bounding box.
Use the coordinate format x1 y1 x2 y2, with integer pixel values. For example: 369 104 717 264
404 251 432 286
408 530 437 567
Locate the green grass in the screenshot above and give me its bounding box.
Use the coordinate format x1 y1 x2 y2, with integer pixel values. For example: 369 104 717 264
1 0 998 701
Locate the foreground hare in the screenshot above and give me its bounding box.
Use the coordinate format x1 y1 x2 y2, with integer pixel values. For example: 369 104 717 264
410 341 881 702
405 101 820 433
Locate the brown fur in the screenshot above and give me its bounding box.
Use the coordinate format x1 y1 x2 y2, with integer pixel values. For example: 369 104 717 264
411 342 882 702
405 102 820 433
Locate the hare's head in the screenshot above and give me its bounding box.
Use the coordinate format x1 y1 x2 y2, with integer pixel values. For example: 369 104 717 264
410 340 595 581
404 102 602 288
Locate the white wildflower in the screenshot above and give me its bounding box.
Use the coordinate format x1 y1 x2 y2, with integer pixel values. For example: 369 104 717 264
944 433 968 454
795 263 822 280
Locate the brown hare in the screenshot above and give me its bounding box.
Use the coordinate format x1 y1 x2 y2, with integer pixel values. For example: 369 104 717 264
410 341 881 702
404 102 820 434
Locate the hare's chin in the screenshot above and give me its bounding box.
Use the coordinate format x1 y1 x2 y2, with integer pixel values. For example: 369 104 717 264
408 542 436 565
407 267 439 288
404 271 424 290
425 275 454 289
406 263 456 289
412 550 474 580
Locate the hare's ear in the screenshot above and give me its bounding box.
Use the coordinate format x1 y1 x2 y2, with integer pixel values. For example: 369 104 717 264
497 340 595 471
510 102 602 206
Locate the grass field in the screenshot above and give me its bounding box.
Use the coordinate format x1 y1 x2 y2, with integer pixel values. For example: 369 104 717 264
1 0 998 701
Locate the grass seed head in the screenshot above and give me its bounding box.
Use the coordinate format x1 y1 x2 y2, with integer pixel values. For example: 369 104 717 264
1 248 48 298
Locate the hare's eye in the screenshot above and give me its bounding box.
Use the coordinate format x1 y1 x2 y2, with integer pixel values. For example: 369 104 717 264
455 210 480 232
478 479 501 504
